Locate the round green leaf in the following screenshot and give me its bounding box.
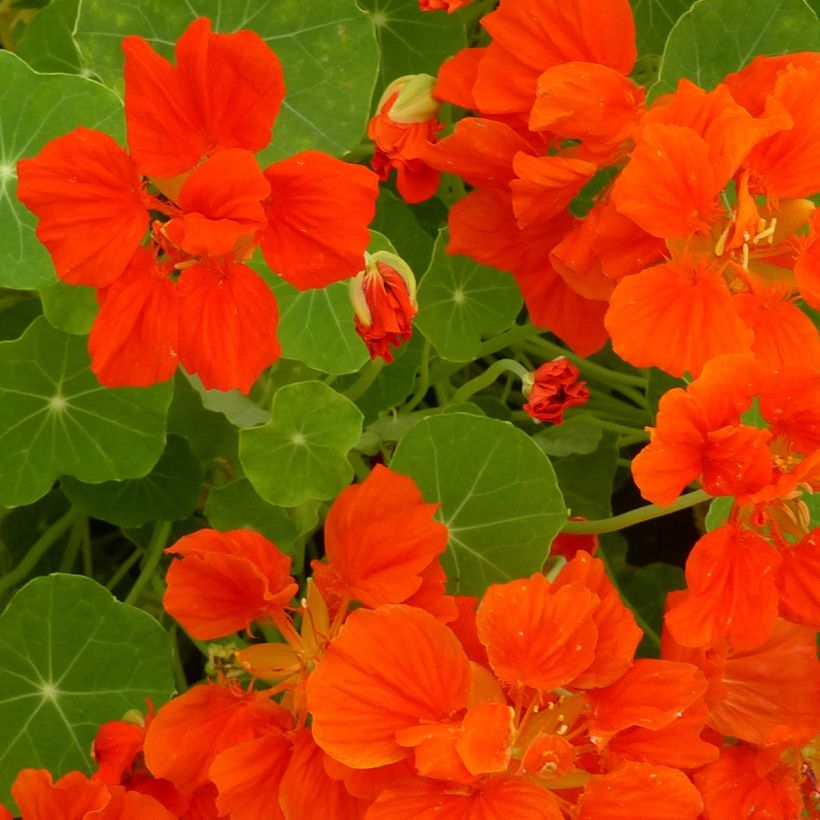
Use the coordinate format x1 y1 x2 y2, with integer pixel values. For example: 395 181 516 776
632 0 691 58
0 574 174 810
38 280 96 336
239 381 363 506
654 0 820 96
61 435 203 527
415 229 523 362
360 0 466 98
0 51 125 289
391 413 567 595
0 318 172 507
270 278 369 375
74 0 379 159
15 0 86 76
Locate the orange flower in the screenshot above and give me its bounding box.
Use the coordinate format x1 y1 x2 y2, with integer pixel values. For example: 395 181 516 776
368 75 442 203
163 529 298 640
664 524 781 650
306 605 472 769
350 253 418 363
693 745 805 819
522 357 590 424
10 770 109 820
311 465 449 611
663 602 820 747
143 683 292 794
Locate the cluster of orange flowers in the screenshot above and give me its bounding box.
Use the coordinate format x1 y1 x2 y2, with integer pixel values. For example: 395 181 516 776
4 466 818 818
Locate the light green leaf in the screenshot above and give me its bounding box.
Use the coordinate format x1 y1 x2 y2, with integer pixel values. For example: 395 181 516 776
61 435 203 527
415 229 523 362
0 574 174 810
38 280 96 336
534 416 605 457
359 0 466 99
372 189 436 281
0 318 172 507
553 433 618 520
270 278 369 375
0 51 124 289
240 381 363 507
391 413 567 595
74 0 379 159
654 0 820 96
15 0 85 75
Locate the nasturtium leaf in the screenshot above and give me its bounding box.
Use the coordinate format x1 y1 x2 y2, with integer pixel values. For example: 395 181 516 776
372 189 436 281
0 51 124 290
205 478 299 555
632 0 691 58
534 416 605 457
0 318 172 507
553 433 618 520
61 435 203 527
654 0 820 96
359 0 466 99
38 280 96 336
15 0 85 75
269 278 370 375
415 229 523 362
704 496 732 530
74 0 379 160
187 374 269 429
0 574 174 809
0 296 41 341
239 381 363 507
391 413 567 595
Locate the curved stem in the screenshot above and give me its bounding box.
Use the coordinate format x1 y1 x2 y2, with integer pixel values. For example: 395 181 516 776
450 358 529 404
584 415 649 439
343 358 384 402
404 338 432 412
125 520 173 606
560 489 711 535
0 508 80 600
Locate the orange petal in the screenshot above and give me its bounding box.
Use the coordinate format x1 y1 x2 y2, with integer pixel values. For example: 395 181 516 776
777 530 820 629
259 152 377 290
163 529 297 640
306 605 471 769
88 248 179 389
577 762 703 819
612 123 722 238
124 18 284 177
367 775 564 820
665 524 781 650
313 465 448 609
476 574 599 691
16 127 147 287
143 683 291 793
11 769 110 820
605 256 753 378
177 260 280 393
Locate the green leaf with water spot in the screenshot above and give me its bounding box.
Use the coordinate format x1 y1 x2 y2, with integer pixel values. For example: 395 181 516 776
415 229 523 362
390 413 567 596
239 381 363 507
0 574 174 811
0 51 124 290
0 317 172 507
654 0 820 97
358 0 466 99
74 0 378 160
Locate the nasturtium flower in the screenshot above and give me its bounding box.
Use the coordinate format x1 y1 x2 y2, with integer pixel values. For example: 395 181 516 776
522 357 590 424
350 253 419 364
163 529 298 640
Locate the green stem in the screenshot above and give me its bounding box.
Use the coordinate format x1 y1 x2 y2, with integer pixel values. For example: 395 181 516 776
584 415 649 439
404 338 432 412
451 358 530 404
524 337 647 390
0 508 79 600
58 514 86 573
168 624 189 694
125 520 173 606
106 547 143 592
560 489 711 535
476 323 543 358
343 358 384 402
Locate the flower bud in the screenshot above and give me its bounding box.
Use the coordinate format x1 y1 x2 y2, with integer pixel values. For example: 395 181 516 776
522 357 590 424
350 251 417 363
376 74 439 125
